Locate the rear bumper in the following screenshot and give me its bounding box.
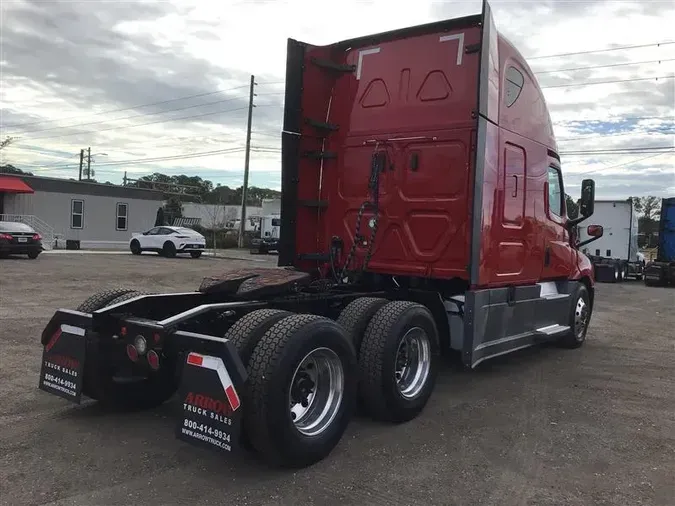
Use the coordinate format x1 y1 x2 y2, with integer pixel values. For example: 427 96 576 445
38 307 248 454
0 243 42 255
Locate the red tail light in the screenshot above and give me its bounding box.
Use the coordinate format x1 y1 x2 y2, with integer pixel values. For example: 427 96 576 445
33 234 42 241
126 344 139 362
0 233 12 240
147 350 160 370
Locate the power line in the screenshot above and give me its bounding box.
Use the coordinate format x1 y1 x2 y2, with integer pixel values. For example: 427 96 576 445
541 75 674 89
31 146 248 171
11 93 251 136
15 106 252 142
558 128 674 141
3 84 252 130
528 41 675 60
3 81 284 132
535 58 675 75
560 145 673 153
573 152 671 176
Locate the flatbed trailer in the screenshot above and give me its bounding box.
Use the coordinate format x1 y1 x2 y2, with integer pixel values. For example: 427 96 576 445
37 0 605 469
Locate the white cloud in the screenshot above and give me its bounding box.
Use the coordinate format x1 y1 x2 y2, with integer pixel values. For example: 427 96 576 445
0 0 673 196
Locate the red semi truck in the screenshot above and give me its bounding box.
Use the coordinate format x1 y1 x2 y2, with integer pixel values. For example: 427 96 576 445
37 0 604 468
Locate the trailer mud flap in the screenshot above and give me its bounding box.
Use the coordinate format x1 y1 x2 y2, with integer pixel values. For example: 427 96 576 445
175 352 243 455
38 324 86 404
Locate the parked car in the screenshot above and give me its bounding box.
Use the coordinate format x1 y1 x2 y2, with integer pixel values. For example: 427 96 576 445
0 221 43 259
129 226 206 258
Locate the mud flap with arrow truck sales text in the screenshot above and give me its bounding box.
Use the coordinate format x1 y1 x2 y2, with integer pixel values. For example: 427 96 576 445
38 324 86 404
175 352 244 455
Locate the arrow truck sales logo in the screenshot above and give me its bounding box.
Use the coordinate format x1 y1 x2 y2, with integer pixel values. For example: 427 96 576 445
184 392 234 422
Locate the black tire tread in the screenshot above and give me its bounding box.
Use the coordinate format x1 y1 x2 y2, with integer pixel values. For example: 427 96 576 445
557 284 590 349
107 290 155 307
336 297 388 353
246 313 333 466
76 288 137 313
225 309 292 366
358 300 435 422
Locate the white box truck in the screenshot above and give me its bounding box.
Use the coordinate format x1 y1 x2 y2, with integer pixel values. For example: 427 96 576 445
578 199 645 282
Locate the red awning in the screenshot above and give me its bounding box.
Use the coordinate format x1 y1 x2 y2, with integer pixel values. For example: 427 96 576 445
0 176 34 193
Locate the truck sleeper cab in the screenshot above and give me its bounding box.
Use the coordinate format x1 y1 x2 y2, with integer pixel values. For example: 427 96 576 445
37 0 604 470
279 0 602 365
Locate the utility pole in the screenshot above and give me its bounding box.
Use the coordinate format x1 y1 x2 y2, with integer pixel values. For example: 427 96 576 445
86 147 91 181
78 149 84 181
238 74 256 248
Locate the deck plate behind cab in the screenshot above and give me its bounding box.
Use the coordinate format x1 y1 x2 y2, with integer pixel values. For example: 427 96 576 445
199 267 312 298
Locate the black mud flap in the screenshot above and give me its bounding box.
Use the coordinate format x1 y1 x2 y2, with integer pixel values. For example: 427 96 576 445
38 324 87 404
175 352 243 455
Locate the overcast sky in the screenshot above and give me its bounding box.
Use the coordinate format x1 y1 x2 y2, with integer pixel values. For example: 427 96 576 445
1 0 673 198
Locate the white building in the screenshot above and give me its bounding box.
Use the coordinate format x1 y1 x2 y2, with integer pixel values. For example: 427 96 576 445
0 174 165 249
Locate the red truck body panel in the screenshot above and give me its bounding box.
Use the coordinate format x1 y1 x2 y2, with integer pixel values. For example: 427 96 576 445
280 1 587 290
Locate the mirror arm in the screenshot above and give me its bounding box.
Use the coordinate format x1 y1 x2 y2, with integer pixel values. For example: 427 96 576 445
576 235 602 249
566 214 588 229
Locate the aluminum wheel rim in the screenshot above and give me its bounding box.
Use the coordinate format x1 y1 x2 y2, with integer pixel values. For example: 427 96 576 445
574 296 589 340
394 327 431 399
289 347 344 437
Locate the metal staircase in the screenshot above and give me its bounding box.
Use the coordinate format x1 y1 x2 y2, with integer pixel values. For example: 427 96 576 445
0 214 56 250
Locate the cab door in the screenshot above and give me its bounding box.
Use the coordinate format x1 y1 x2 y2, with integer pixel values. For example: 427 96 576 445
541 164 574 279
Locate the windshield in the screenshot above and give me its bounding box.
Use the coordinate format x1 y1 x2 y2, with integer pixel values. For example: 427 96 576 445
0 222 34 233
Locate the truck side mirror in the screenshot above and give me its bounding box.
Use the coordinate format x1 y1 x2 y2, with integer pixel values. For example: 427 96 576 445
579 179 595 218
587 224 603 238
577 224 603 248
568 178 596 229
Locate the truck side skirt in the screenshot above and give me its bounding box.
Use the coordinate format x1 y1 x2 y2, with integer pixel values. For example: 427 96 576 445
449 280 581 367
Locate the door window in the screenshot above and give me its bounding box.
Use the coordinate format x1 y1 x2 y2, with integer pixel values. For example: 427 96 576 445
547 166 564 218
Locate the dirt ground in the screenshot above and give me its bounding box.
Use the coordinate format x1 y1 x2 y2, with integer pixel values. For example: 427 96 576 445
1 252 673 506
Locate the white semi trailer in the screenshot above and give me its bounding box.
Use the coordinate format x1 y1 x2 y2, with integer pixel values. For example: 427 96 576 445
578 199 645 282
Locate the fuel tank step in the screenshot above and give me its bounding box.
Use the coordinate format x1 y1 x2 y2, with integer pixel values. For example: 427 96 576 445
535 324 570 336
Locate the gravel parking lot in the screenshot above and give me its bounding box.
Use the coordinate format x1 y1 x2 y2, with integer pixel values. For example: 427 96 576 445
1 252 673 506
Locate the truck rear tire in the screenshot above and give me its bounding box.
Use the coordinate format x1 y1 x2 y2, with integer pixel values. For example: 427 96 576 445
612 262 620 283
76 288 137 313
245 314 357 468
336 297 389 354
358 301 440 423
77 289 177 410
224 309 293 371
556 284 591 349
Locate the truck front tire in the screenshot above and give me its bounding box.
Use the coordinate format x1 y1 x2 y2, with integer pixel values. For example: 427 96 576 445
244 314 357 468
557 284 591 349
358 301 440 423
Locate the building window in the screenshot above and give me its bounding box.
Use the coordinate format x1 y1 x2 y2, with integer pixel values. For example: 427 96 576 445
504 66 524 107
71 199 84 229
116 202 128 231
547 166 563 217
